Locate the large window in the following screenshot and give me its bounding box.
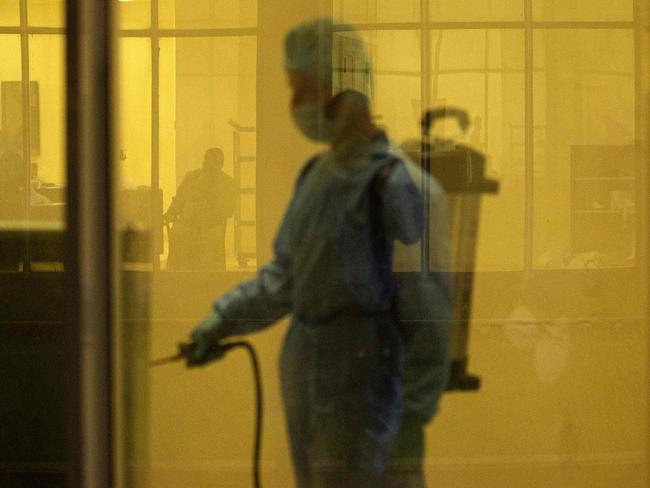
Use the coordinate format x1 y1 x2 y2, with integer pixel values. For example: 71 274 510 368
115 0 639 274
114 3 260 486
0 0 66 273
118 0 257 272
335 0 637 272
0 1 68 484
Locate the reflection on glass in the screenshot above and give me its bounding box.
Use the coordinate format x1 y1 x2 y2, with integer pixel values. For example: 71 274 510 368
532 29 635 269
113 5 649 488
158 0 257 29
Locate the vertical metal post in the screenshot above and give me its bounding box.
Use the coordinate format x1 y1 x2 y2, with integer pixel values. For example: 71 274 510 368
633 0 650 483
420 0 431 273
233 127 241 262
633 0 648 279
255 0 262 266
19 0 31 274
523 0 534 276
151 0 161 271
65 0 114 485
483 29 489 156
65 0 81 484
420 3 431 120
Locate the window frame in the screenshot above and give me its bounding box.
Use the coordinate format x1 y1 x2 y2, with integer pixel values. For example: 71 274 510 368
334 0 639 273
116 0 258 272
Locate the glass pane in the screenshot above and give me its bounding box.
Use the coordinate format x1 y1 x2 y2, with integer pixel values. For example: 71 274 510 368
334 0 420 23
113 34 154 488
0 35 25 273
118 38 152 190
27 0 64 27
359 30 421 143
533 0 633 21
431 29 525 271
113 14 650 488
532 29 635 269
429 0 524 22
0 35 22 82
159 0 257 29
117 38 153 266
436 30 486 71
240 192 255 220
0 15 67 488
27 35 66 269
239 159 255 188
159 36 256 271
0 0 19 26
117 0 151 30
28 36 66 203
488 29 524 70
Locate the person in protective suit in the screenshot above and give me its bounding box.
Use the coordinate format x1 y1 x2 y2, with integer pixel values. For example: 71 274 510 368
188 18 449 487
165 147 237 271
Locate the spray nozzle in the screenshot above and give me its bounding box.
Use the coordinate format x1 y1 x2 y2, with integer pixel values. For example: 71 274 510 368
150 341 237 367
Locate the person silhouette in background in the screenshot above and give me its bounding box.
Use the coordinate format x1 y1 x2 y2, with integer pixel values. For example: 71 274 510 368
165 147 237 271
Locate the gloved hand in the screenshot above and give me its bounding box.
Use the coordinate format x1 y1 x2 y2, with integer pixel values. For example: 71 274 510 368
187 311 228 367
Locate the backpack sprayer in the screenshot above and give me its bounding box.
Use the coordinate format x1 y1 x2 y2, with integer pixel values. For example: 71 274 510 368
402 106 499 391
150 341 264 488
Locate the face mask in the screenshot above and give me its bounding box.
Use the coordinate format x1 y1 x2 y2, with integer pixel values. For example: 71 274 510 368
291 102 335 142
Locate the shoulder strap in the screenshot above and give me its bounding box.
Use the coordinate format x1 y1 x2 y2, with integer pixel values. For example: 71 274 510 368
295 154 321 189
370 156 401 199
368 156 402 247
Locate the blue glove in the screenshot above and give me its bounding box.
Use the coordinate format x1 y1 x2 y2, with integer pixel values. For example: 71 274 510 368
188 311 227 366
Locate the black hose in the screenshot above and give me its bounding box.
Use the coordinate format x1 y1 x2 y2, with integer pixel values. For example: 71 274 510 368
219 341 263 488
174 339 263 487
